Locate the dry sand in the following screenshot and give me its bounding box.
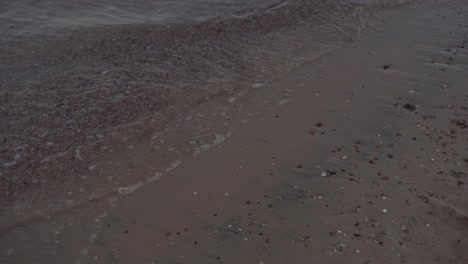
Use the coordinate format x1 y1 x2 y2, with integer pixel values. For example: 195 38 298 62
1 0 467 263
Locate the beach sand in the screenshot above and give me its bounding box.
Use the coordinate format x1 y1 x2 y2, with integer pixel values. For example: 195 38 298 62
1 0 467 263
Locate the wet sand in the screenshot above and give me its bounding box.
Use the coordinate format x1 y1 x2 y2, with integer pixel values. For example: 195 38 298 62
1 0 468 263
0 0 371 211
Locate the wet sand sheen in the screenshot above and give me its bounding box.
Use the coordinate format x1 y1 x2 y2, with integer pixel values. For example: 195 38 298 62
0 0 386 212
1 0 468 263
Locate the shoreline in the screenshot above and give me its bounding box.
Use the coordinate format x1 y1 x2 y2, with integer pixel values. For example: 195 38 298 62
1 0 468 263
0 0 388 214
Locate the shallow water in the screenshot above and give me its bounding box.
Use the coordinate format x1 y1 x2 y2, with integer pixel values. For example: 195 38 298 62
1 0 288 37
0 0 410 37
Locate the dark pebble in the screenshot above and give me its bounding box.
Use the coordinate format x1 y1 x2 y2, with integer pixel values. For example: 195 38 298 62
403 103 416 111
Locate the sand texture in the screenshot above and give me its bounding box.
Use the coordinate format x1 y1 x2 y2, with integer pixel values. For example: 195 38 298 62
0 0 467 263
